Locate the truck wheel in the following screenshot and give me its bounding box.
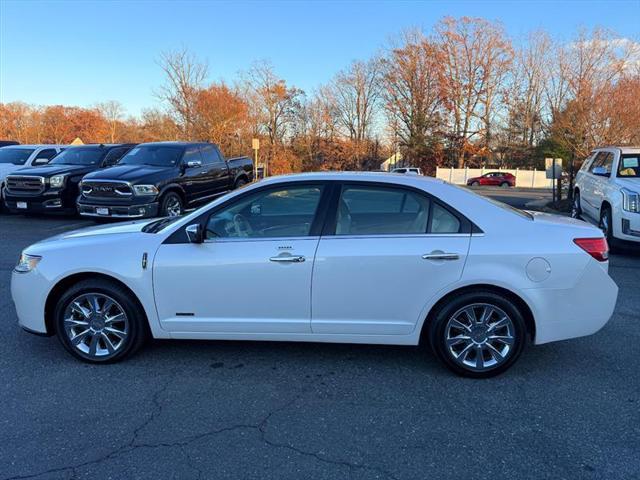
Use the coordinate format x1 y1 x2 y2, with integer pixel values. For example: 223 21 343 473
571 191 582 219
234 177 248 189
160 192 183 217
599 206 617 253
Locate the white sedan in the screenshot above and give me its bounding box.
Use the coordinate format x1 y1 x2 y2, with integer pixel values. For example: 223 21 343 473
11 172 618 377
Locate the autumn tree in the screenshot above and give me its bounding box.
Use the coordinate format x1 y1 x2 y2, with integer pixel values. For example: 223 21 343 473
380 31 445 173
96 101 125 143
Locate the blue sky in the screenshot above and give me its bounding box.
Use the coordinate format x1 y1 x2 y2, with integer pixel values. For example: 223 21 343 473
1 0 639 116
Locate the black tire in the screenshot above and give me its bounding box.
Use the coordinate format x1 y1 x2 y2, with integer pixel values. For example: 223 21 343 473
234 177 248 189
599 205 617 253
54 279 148 363
428 290 527 378
500 182 510 188
471 181 480 187
159 191 183 217
571 191 582 219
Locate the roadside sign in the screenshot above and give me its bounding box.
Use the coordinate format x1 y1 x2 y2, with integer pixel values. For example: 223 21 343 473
252 138 260 150
545 158 562 179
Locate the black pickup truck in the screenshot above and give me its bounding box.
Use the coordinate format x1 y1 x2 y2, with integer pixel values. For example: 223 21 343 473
3 144 135 214
77 142 253 218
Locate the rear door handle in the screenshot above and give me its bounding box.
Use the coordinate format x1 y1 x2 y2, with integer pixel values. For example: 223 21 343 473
422 253 460 261
269 255 305 263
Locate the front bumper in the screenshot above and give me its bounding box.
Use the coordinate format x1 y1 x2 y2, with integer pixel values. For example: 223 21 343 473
4 191 75 214
616 211 640 243
11 269 51 335
77 201 159 218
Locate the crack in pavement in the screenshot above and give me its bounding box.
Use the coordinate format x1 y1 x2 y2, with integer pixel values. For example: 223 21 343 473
3 377 399 480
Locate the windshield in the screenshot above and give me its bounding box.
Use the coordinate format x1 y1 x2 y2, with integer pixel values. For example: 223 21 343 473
119 145 184 167
50 148 106 166
0 148 35 165
618 154 640 178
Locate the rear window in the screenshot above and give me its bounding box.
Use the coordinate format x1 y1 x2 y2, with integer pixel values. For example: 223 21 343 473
459 184 533 220
0 148 35 165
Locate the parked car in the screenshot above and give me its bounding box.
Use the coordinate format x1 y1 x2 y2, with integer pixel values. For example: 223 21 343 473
3 144 134 215
572 146 640 247
0 140 20 147
467 172 515 187
12 172 617 377
1 145 65 211
391 167 422 175
77 142 253 219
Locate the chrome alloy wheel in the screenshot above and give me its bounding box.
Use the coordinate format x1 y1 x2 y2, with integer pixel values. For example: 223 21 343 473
63 293 129 358
445 303 516 371
165 196 182 217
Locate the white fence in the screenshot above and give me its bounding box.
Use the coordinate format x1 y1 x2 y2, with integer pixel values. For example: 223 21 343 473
435 167 554 189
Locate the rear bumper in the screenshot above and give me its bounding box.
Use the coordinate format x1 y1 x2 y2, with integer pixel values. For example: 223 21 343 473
528 259 618 345
78 201 159 218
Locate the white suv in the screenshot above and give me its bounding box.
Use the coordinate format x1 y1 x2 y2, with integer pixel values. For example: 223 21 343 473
391 167 422 175
573 146 640 247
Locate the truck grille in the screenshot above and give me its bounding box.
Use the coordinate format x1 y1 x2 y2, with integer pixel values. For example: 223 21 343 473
6 176 45 194
81 181 132 198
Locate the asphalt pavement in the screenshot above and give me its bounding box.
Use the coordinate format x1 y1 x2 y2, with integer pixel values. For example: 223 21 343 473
1 196 638 480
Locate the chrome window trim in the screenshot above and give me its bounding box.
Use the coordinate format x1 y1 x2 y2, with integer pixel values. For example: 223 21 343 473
203 235 321 244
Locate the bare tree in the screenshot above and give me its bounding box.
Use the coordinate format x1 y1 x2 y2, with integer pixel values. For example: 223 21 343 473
436 17 513 166
329 59 382 143
156 48 208 140
96 100 125 143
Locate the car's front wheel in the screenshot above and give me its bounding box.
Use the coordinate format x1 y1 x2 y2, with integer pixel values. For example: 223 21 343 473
599 205 616 251
54 279 148 363
571 191 582 219
471 181 480 186
428 291 526 378
160 191 183 217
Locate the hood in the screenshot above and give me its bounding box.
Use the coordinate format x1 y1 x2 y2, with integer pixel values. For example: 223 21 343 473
40 219 156 244
0 163 20 181
83 164 177 184
615 177 640 191
9 164 95 178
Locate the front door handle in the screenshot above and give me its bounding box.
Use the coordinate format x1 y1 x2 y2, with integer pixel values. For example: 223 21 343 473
269 255 305 263
422 253 460 261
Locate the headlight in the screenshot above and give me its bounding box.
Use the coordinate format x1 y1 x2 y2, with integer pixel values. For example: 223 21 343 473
621 188 639 213
133 185 159 196
50 175 65 188
14 253 42 273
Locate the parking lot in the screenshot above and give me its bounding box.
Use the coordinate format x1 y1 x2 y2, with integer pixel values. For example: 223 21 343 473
1 198 639 480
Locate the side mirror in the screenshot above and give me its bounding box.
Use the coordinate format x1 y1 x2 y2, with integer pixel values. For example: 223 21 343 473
186 160 202 169
592 166 610 177
185 223 203 243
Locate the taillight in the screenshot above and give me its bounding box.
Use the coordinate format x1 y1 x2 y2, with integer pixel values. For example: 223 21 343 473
573 237 609 262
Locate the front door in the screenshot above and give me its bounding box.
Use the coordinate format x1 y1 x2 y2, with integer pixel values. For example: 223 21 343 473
153 183 328 334
312 183 470 335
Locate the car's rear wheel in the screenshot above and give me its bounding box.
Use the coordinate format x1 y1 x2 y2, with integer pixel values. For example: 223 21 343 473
160 191 183 217
428 291 526 378
500 182 510 188
571 191 582 219
471 181 480 186
54 279 148 363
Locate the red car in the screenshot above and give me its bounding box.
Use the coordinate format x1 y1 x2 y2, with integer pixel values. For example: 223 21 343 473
467 172 515 187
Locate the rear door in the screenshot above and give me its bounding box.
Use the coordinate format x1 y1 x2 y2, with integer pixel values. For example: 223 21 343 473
199 144 231 198
311 182 471 336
